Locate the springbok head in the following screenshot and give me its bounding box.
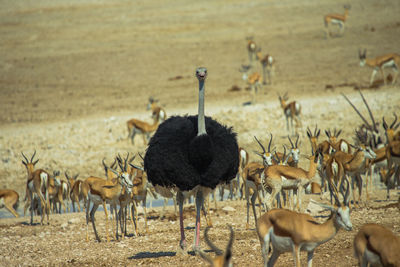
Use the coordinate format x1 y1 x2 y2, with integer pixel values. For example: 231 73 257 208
21 150 39 174
288 134 300 164
254 134 275 167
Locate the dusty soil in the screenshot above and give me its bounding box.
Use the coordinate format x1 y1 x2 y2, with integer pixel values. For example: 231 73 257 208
1 0 400 266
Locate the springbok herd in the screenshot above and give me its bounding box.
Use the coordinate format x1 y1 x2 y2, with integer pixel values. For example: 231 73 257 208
2 6 400 267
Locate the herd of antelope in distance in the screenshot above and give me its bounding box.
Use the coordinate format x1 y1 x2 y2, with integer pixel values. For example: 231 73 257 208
2 4 400 267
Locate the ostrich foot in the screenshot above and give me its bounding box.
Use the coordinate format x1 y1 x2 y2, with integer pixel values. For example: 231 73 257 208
192 244 202 253
177 241 188 256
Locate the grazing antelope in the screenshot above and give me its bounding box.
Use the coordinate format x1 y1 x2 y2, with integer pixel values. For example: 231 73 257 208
239 65 262 104
354 223 400 267
147 97 167 122
257 179 352 267
22 151 52 225
127 112 162 145
256 48 275 85
196 226 234 267
261 149 322 212
246 36 257 65
0 189 19 217
278 92 301 136
84 166 133 242
324 5 351 38
359 49 400 85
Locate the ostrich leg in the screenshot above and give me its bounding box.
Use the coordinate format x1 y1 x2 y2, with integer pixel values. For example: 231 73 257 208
177 191 187 253
194 189 204 250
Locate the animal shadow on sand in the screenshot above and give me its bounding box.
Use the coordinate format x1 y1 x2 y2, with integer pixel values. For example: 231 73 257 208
129 249 214 259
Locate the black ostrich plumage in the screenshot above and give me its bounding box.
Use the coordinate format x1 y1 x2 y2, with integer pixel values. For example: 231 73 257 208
144 115 239 191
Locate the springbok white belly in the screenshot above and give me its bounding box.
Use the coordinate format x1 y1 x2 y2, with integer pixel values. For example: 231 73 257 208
269 228 321 253
270 228 293 252
330 19 344 26
382 59 396 69
363 248 382 266
88 191 103 205
281 176 300 189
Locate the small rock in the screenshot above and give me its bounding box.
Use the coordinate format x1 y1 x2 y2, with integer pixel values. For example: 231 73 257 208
222 206 236 212
68 218 80 224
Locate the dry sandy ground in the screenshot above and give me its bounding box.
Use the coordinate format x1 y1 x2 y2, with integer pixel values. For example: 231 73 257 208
1 0 400 266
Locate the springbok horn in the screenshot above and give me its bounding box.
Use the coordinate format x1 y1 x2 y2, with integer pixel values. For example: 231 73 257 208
358 89 378 132
21 151 29 164
268 133 273 152
204 227 223 256
295 134 299 147
390 113 398 129
139 153 145 161
328 179 341 207
254 136 266 154
307 126 312 137
288 135 294 148
30 150 37 163
65 171 70 180
341 93 374 131
225 225 235 260
343 177 351 206
129 163 144 172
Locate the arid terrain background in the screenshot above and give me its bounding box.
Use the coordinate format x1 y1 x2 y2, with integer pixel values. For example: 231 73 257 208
0 0 400 266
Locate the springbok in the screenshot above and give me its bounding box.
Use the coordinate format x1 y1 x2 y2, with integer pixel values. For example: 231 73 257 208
359 49 400 85
0 189 19 217
278 92 301 136
354 223 400 267
324 5 351 38
257 179 352 267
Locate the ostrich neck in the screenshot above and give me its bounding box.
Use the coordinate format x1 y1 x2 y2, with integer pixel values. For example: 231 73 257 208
198 80 206 136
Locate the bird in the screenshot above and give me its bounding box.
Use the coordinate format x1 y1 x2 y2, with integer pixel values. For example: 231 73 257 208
144 67 239 253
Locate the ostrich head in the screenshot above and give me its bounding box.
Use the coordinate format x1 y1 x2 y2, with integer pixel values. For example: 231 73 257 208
196 67 208 83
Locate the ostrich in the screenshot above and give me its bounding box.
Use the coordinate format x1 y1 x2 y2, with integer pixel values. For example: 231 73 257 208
144 67 239 253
